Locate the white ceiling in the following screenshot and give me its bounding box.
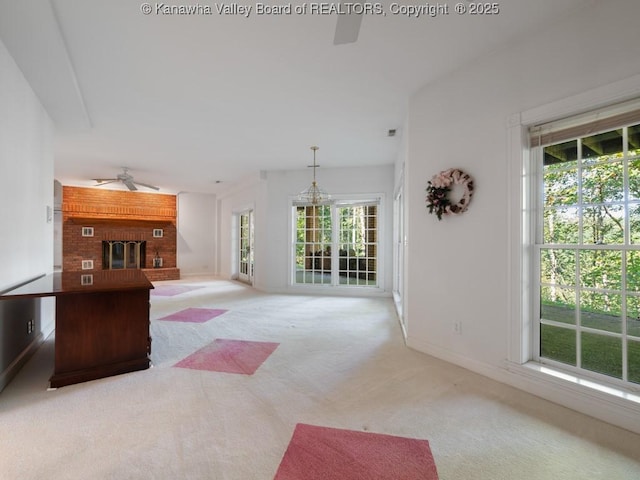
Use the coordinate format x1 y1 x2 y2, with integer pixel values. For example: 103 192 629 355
0 0 594 194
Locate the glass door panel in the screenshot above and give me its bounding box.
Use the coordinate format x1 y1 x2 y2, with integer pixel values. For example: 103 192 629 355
238 210 254 284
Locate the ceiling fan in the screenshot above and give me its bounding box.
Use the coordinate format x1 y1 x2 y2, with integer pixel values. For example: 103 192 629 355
93 168 159 191
333 2 363 45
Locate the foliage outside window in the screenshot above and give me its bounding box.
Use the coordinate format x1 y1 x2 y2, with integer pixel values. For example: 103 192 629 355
537 122 640 385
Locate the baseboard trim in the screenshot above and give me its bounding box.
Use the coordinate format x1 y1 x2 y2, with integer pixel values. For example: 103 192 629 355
0 332 44 393
406 337 640 435
264 285 393 298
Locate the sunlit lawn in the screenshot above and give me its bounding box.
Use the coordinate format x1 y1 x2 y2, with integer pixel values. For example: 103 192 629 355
541 303 640 384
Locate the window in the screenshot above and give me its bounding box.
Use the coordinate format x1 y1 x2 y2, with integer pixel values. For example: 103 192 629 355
293 199 380 287
531 102 640 387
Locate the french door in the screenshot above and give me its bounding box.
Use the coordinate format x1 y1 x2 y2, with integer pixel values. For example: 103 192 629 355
293 200 379 287
238 210 254 284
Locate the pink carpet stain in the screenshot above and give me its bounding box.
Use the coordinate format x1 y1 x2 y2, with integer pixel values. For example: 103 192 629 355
274 424 439 480
158 307 227 323
151 285 204 297
174 339 280 375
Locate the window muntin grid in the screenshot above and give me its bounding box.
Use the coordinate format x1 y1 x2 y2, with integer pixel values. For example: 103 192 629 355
536 123 640 387
294 204 332 285
293 201 379 287
239 210 254 281
337 205 377 286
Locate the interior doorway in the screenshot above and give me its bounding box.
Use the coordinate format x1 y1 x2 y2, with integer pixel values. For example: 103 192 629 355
393 187 405 327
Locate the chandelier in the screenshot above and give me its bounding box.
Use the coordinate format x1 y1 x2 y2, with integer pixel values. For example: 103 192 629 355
298 146 330 205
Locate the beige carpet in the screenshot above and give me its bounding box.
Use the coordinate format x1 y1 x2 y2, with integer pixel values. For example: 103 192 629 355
1 277 639 479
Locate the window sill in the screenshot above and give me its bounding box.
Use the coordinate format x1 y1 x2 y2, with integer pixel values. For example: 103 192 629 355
504 361 640 434
520 362 640 404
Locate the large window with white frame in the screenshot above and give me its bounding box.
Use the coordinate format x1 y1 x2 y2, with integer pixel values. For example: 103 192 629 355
293 198 380 287
531 101 640 387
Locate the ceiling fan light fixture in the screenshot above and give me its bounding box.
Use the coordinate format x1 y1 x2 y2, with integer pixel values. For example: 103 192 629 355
298 146 330 205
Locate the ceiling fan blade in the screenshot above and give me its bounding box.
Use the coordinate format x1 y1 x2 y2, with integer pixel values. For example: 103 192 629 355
94 179 118 186
123 179 138 191
333 10 363 45
134 182 160 191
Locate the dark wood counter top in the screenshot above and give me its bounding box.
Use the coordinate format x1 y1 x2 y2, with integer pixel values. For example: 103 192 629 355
1 270 153 299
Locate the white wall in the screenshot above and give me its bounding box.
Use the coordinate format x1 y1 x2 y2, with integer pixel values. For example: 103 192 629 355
403 0 640 431
0 38 54 291
177 192 217 277
0 38 54 387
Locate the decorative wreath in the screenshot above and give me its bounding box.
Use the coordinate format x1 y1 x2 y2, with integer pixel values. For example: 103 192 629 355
426 168 474 220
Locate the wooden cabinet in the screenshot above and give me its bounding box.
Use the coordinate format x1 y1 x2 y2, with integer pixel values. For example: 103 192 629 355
1 270 153 388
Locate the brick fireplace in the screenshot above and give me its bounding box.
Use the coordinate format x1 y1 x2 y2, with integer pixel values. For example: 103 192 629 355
62 186 180 281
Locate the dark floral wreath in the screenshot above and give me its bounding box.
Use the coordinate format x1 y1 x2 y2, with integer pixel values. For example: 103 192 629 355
426 168 474 220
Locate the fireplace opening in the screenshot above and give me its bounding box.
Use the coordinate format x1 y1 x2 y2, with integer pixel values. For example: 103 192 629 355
102 241 146 270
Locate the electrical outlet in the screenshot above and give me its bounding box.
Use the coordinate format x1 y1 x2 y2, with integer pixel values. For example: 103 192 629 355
27 319 34 334
454 321 462 335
